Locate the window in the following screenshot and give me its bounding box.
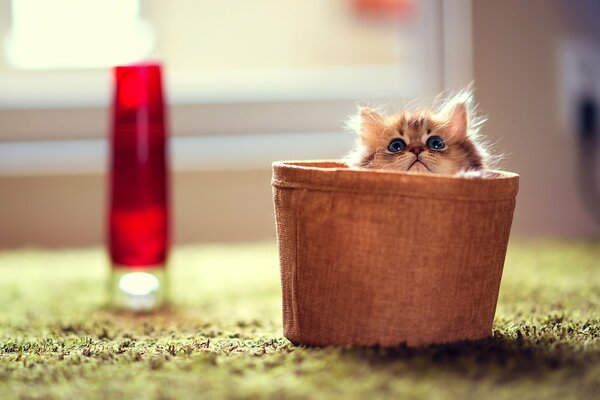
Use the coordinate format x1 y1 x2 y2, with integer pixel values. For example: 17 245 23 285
6 0 153 69
0 0 472 174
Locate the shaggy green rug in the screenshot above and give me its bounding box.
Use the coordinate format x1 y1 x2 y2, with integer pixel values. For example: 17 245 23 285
0 241 597 399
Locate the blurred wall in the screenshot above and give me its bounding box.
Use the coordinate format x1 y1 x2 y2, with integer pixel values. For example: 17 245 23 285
144 0 402 70
0 170 275 247
1 0 599 248
472 0 599 237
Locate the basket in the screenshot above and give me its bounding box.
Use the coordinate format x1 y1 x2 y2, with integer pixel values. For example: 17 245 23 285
272 161 519 347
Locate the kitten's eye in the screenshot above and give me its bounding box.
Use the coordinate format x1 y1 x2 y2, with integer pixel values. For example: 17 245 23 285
387 138 406 153
426 136 445 150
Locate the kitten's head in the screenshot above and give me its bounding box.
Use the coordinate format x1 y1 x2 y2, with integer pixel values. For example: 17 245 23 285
346 90 489 175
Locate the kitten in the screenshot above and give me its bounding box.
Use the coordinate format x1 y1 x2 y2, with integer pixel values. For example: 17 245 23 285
345 90 491 176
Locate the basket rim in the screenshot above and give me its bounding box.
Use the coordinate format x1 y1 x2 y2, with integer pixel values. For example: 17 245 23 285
272 160 519 201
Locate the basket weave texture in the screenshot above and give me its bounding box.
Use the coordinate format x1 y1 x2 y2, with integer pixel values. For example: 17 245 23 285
272 161 519 347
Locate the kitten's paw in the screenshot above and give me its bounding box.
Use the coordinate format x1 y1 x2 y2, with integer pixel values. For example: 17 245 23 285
456 169 485 178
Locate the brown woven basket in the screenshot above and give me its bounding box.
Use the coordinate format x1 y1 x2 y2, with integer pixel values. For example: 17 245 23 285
272 160 519 347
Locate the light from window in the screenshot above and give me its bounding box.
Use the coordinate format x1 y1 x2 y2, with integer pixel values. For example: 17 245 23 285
6 0 154 69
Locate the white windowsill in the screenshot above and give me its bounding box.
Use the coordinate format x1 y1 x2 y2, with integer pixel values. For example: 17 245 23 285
0 132 355 176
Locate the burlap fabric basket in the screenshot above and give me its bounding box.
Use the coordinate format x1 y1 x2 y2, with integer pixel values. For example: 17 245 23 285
272 161 519 347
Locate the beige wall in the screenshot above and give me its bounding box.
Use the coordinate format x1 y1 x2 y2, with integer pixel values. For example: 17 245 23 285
472 0 599 237
144 0 402 70
1 0 599 249
0 169 275 248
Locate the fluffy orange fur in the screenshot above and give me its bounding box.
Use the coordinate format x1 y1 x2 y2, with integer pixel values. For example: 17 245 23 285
345 90 491 176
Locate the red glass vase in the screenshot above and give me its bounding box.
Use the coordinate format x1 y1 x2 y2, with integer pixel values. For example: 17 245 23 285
108 62 170 310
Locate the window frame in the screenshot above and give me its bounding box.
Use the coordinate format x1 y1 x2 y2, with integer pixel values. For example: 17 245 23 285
0 0 473 175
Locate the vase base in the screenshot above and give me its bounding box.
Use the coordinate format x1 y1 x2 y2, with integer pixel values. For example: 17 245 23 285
111 266 167 311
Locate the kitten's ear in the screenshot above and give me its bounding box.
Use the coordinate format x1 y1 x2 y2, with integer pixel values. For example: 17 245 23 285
355 106 384 148
359 106 383 121
440 91 471 139
447 102 468 138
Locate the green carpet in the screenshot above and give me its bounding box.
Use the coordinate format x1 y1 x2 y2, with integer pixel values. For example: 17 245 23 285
0 241 598 399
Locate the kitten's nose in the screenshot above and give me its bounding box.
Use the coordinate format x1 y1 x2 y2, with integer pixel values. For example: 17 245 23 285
410 146 424 155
